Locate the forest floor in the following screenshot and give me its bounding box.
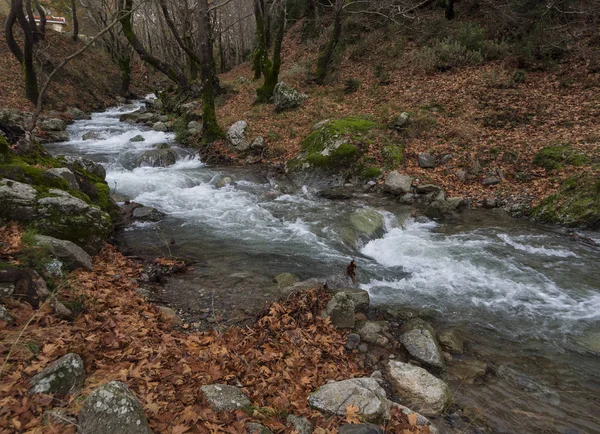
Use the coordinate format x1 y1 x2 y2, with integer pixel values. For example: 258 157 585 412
216 21 600 207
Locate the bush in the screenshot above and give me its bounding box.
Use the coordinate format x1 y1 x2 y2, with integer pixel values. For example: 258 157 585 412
173 116 190 144
344 77 361 93
409 39 484 73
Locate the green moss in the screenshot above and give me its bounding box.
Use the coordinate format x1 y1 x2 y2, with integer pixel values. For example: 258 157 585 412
532 174 600 229
533 145 589 171
0 135 10 163
362 166 382 178
301 117 376 154
382 144 404 169
94 183 110 210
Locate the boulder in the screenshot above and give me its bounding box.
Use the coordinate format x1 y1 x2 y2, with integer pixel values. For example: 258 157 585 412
415 184 441 194
82 131 102 141
250 136 265 151
482 176 501 186
418 154 436 168
0 304 12 322
341 208 385 248
338 424 384 434
325 273 357 290
45 167 79 191
132 206 166 222
33 235 93 271
346 333 361 350
326 292 355 329
272 82 308 112
437 329 464 355
187 121 202 135
119 111 142 123
215 176 233 188
386 361 450 416
78 381 152 434
39 118 66 131
274 272 299 290
356 321 390 347
247 423 273 434
200 384 251 411
29 353 85 396
136 149 177 167
399 319 445 369
331 288 370 311
226 121 250 151
383 171 412 196
152 121 168 132
64 156 107 181
391 112 410 130
286 415 312 434
0 266 49 307
130 134 145 142
68 107 89 120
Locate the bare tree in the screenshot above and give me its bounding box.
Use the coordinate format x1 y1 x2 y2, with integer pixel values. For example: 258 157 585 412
255 0 285 102
71 0 79 40
315 0 342 84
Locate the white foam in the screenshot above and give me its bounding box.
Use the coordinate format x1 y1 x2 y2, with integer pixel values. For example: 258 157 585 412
497 233 577 258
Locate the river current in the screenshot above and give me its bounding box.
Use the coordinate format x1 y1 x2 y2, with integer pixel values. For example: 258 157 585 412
46 100 600 433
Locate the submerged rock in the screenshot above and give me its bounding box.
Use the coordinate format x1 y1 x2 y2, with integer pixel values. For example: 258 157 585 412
437 329 464 355
200 384 251 411
136 149 177 168
78 381 152 434
386 361 450 416
496 365 560 405
130 134 145 142
29 353 85 396
274 272 299 290
399 319 445 369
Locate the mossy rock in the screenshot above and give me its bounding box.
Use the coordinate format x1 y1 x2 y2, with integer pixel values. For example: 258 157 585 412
382 144 404 169
533 145 589 171
287 117 380 186
532 174 600 229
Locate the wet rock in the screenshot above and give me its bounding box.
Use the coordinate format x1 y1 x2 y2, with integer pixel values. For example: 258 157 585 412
29 353 85 396
482 176 501 186
247 422 273 434
496 365 560 405
341 208 385 248
119 110 142 123
274 272 299 290
346 333 361 350
130 134 145 142
325 273 357 290
391 112 410 130
326 292 355 329
215 176 233 188
574 331 600 356
448 359 487 382
338 424 384 434
437 329 464 355
136 149 177 167
418 154 436 168
132 206 166 222
286 414 312 434
399 319 445 369
158 306 183 326
356 321 390 347
158 115 168 123
330 288 370 311
39 118 66 131
200 384 251 411
152 121 168 132
78 381 152 434
0 304 13 322
227 121 250 151
44 167 79 191
68 107 90 120
82 131 102 141
425 196 466 219
387 361 450 416
33 235 93 271
383 171 412 196
415 184 441 194
272 82 308 112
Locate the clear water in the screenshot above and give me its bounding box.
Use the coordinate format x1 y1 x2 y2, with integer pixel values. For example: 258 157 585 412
46 101 600 434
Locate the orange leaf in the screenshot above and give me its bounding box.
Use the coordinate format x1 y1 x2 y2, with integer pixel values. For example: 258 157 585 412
408 412 418 426
345 404 361 424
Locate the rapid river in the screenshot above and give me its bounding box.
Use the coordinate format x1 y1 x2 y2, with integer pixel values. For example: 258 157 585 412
46 100 600 434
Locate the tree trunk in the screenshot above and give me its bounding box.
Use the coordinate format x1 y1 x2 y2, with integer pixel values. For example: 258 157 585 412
71 0 79 40
34 0 46 39
5 0 24 64
252 0 268 79
25 0 40 43
198 0 223 142
118 54 131 96
9 0 39 103
119 0 189 89
445 0 455 20
256 5 285 103
315 0 342 84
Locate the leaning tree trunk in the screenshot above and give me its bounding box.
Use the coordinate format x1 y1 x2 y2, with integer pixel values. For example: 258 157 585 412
71 0 79 40
252 0 268 80
255 5 285 103
315 0 342 84
118 0 189 90
34 0 46 39
198 0 223 142
118 54 131 96
25 0 40 43
445 0 455 20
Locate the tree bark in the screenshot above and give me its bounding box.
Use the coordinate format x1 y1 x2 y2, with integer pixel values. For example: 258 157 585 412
5 0 24 64
34 0 46 39
198 0 223 142
11 0 39 103
25 0 40 43
118 54 131 96
256 4 285 103
315 0 342 84
71 0 79 40
118 0 189 89
252 0 268 79
445 0 455 20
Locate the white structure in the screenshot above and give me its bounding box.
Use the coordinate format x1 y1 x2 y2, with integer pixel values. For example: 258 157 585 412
34 16 67 32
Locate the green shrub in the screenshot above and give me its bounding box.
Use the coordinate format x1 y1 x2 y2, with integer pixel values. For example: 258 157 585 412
344 77 361 93
409 39 484 73
173 116 190 144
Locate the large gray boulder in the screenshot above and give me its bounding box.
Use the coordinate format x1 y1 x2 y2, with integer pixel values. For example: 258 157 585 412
200 384 251 411
68 107 90 120
383 171 412 195
272 82 308 112
78 381 152 434
29 353 85 396
308 375 434 429
136 149 177 167
64 156 107 180
326 292 355 329
341 208 385 248
152 121 168 132
45 167 79 191
356 321 390 347
226 121 250 151
39 118 66 131
33 235 93 271
418 153 436 168
330 288 370 311
386 361 450 416
399 319 445 369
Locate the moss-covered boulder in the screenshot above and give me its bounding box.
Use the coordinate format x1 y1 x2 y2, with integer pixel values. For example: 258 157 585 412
533 145 589 171
532 174 600 229
287 117 378 188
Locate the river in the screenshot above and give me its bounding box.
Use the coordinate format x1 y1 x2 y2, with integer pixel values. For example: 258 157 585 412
46 100 600 434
